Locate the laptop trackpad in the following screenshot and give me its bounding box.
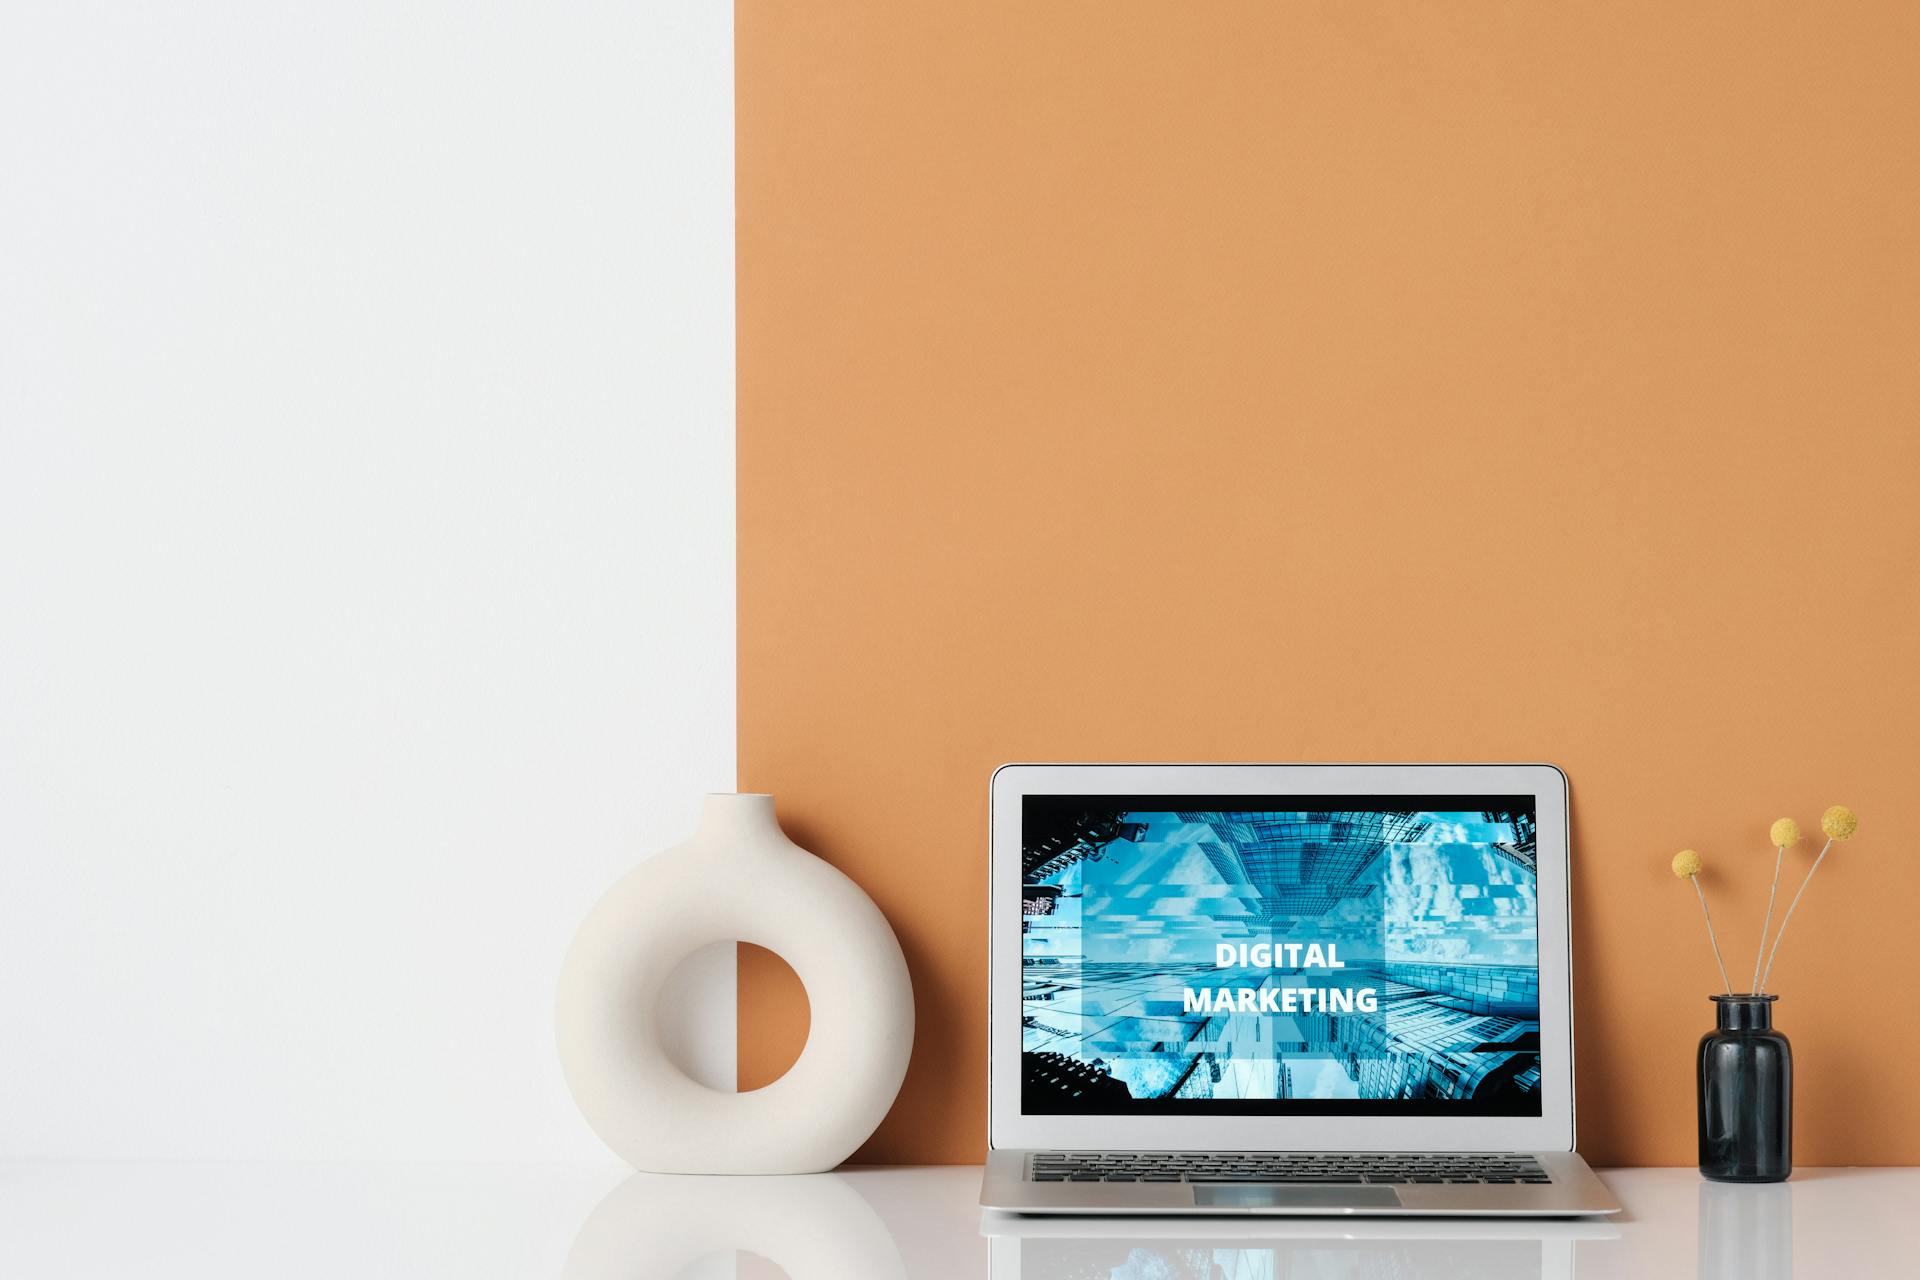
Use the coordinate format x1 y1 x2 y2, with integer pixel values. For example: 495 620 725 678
1193 1185 1403 1211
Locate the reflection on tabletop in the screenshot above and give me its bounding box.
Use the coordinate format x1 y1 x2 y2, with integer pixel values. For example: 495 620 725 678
13 1163 1918 1278
563 1170 1627 1280
1698 1180 1791 1280
563 1171 908 1280
982 1213 1617 1280
556 1167 1920 1280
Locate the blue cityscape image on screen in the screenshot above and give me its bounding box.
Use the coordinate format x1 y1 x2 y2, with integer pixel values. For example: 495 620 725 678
1022 797 1541 1115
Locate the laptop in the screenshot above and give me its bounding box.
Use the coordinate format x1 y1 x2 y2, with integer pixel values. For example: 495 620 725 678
979 763 1621 1216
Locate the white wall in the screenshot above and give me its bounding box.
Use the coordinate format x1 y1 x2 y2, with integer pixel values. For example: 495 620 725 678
0 3 735 1161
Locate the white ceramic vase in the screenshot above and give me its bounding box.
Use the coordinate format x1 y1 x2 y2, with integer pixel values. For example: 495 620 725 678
555 792 914 1173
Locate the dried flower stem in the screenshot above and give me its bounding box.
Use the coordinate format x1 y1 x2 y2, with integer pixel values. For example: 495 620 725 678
1751 844 1785 992
1691 874 1732 994
1760 837 1834 994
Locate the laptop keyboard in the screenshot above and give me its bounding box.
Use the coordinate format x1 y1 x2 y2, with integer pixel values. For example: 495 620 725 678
1028 1152 1551 1185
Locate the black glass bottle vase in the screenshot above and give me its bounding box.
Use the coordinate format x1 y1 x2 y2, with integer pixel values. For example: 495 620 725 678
1697 994 1791 1182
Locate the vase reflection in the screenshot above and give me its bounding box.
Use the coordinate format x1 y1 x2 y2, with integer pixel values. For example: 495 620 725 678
563 1171 906 1280
1698 1179 1792 1280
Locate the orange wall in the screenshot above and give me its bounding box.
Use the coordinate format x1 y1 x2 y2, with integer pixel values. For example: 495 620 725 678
737 2 1920 1165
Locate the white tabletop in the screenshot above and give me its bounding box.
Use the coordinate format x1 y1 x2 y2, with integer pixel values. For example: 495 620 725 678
1 1162 1913 1278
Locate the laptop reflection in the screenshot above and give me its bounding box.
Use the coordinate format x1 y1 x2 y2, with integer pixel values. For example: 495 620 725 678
982 1212 1619 1280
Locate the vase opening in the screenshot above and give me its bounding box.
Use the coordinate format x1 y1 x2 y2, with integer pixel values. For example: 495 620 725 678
696 792 786 843
1710 993 1777 1031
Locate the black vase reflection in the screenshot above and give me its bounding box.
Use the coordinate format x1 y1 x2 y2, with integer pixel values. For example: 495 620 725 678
1698 1180 1793 1280
1698 994 1792 1183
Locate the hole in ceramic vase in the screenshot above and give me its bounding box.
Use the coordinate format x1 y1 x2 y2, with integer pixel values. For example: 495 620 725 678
654 940 741 1088
736 942 811 1091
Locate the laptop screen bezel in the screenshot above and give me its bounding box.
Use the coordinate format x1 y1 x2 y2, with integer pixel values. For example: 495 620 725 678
988 762 1577 1153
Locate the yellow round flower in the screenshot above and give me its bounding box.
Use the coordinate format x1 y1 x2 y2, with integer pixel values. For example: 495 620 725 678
1821 805 1858 841
1769 817 1801 848
1671 849 1703 878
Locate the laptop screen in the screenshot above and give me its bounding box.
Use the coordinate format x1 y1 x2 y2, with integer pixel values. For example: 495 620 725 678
1021 796 1542 1117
